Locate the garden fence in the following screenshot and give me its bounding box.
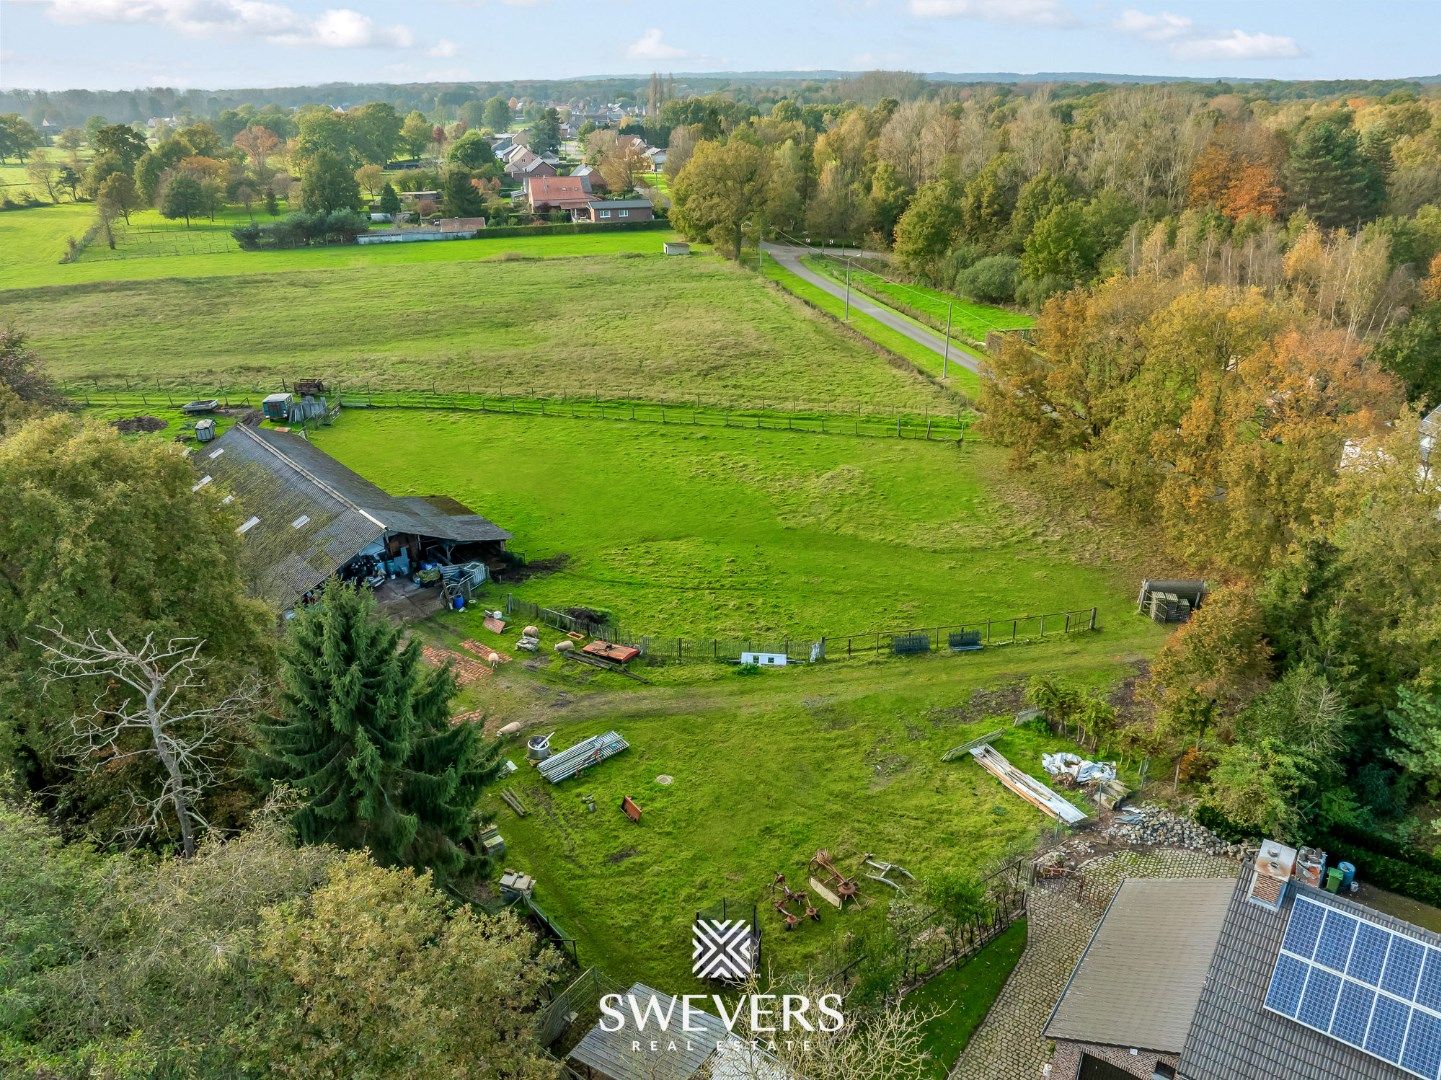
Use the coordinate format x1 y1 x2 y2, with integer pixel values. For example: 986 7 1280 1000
74 381 972 443
505 593 1098 664
829 855 1031 998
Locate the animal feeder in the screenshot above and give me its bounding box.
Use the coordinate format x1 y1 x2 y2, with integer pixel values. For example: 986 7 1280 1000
526 733 554 763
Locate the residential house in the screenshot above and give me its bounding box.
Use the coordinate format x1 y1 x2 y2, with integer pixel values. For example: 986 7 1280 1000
645 147 668 172
1044 841 1441 1080
527 176 593 216
570 163 605 194
191 424 508 615
519 156 558 188
575 197 654 224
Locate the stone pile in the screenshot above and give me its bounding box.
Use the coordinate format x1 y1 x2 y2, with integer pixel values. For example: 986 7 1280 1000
1099 803 1250 858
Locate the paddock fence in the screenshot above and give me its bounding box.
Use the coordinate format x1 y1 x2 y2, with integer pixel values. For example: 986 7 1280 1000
504 594 1099 665
72 380 973 443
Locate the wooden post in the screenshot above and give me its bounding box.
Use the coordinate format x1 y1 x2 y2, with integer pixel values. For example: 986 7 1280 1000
1090 607 1098 630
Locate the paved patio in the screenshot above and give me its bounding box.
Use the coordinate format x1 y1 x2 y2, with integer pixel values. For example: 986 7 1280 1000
952 848 1242 1080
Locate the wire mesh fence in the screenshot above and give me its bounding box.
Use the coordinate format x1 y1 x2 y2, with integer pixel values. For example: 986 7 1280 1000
72 380 972 442
505 594 1099 665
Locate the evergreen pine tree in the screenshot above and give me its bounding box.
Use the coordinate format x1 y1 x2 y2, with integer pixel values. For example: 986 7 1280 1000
378 182 401 217
1286 119 1386 229
258 584 502 881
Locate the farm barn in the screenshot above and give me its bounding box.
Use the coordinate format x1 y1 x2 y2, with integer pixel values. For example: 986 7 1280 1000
192 424 510 616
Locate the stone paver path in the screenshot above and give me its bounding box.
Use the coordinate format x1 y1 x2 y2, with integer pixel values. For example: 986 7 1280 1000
952 849 1241 1080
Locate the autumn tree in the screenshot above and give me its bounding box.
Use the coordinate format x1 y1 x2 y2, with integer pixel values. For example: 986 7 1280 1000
0 416 272 846
670 138 772 258
234 123 280 169
354 162 385 197
23 153 57 202
399 110 433 159
97 171 139 224
255 854 558 1079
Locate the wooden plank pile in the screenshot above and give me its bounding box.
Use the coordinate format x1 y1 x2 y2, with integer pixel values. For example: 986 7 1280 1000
969 743 1088 825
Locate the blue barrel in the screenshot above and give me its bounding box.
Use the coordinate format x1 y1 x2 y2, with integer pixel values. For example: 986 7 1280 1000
1339 861 1356 891
452 595 465 611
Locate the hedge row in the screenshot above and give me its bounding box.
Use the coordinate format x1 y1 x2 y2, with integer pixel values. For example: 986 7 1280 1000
1320 835 1441 908
475 218 669 239
1323 822 1441 876
232 210 371 250
1194 806 1441 908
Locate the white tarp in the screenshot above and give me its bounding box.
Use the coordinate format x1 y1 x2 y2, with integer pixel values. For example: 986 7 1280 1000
1042 751 1117 786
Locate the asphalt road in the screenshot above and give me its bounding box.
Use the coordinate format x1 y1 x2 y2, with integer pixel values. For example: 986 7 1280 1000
761 243 983 375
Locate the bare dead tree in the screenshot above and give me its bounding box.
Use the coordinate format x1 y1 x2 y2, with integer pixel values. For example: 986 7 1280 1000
35 625 260 857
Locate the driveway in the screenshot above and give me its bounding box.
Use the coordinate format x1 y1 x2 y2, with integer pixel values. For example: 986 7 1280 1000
761 243 983 375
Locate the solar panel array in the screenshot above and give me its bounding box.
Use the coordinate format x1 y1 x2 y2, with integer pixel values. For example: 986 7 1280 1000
1265 895 1441 1079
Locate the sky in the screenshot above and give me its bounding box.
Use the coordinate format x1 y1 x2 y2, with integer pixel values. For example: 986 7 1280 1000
0 0 1437 92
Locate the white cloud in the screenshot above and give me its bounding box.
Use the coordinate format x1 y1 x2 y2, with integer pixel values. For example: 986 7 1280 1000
1115 9 1301 61
1114 9 1191 42
626 27 689 61
1172 29 1302 61
45 0 415 49
907 0 1074 27
428 38 459 58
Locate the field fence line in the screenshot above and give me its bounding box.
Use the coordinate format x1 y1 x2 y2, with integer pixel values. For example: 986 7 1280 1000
503 593 1099 665
73 380 974 442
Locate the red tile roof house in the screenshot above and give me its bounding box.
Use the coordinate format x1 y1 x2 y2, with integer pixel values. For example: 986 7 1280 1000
527 175 594 216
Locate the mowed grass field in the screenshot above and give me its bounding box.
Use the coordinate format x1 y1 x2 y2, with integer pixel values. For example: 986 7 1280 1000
309 410 1156 642
9 243 951 411
802 255 1034 344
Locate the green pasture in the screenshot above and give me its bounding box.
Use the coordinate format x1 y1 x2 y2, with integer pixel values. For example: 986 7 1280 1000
308 409 1157 644
14 250 949 412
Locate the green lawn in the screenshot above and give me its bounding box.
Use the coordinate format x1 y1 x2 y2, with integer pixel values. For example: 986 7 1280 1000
802 256 1034 345
759 252 981 397
309 410 1155 642
9 250 951 412
907 918 1028 1078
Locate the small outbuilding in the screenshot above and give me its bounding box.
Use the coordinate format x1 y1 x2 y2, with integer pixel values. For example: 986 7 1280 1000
663 241 691 255
566 983 729 1080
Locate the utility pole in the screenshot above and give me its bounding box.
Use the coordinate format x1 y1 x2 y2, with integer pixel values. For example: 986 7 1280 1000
942 300 953 379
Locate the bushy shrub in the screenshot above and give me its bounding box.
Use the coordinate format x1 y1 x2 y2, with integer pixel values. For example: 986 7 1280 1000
956 255 1020 303
233 210 369 250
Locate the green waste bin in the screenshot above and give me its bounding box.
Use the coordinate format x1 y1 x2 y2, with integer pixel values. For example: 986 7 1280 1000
1326 867 1344 893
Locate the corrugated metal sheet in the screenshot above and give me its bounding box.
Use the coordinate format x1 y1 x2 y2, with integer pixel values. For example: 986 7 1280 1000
567 983 729 1080
197 425 509 611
